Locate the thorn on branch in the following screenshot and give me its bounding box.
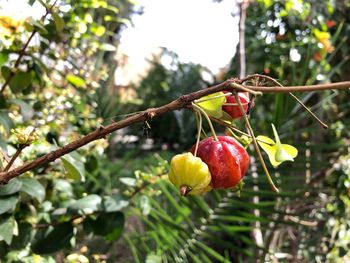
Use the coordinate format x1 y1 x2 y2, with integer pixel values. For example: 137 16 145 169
146 110 156 119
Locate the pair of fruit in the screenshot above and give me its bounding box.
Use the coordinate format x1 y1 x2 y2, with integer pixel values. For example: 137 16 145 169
168 136 250 196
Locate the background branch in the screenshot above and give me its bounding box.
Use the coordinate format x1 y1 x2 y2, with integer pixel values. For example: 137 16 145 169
0 0 58 94
0 79 349 183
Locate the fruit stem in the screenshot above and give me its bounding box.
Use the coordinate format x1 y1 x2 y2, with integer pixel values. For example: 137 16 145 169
210 116 275 146
192 103 218 141
288 92 328 129
194 111 202 156
180 185 191 196
233 92 280 193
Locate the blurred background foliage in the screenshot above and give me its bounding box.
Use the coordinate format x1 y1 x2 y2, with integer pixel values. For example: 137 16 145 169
0 0 349 262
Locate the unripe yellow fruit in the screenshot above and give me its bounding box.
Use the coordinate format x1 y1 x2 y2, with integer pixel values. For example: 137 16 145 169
168 152 211 196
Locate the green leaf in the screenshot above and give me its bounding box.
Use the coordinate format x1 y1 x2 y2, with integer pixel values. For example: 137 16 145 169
0 53 9 67
257 124 298 167
61 154 85 181
68 194 102 213
84 212 124 240
0 215 15 245
271 124 298 162
99 43 117 51
102 194 129 212
85 155 98 172
0 178 22 196
0 111 14 135
52 12 65 32
1 66 10 80
119 177 137 186
0 195 18 214
12 99 34 122
31 223 74 254
28 17 48 33
10 222 32 250
66 74 85 88
9 72 32 93
197 92 226 118
19 177 45 202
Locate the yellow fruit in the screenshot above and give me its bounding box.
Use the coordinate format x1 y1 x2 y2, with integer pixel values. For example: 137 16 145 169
168 152 212 196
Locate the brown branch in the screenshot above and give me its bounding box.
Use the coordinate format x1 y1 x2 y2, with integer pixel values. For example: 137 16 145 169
0 0 58 94
245 80 350 92
0 79 349 183
3 144 28 172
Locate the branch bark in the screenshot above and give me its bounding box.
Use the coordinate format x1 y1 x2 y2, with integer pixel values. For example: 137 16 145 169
0 79 349 183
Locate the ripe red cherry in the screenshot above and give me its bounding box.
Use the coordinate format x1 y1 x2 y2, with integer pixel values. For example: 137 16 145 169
222 92 252 119
191 136 249 189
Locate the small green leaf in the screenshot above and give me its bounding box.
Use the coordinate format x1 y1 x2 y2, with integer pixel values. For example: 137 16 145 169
271 124 298 163
66 74 85 88
31 223 74 254
99 43 116 51
102 194 129 212
52 12 65 32
119 177 137 186
0 195 18 214
257 124 298 167
61 154 85 181
28 17 48 33
1 66 10 80
0 53 9 67
0 215 15 245
0 111 14 135
0 178 22 196
68 194 102 213
9 72 32 93
197 92 226 118
84 212 124 240
19 177 45 203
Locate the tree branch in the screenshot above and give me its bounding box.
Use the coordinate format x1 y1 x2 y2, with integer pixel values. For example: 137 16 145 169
0 79 349 183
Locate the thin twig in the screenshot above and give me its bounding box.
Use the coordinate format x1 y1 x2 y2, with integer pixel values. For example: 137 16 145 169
0 79 349 183
0 0 58 94
3 144 27 172
192 103 218 141
234 91 279 193
245 74 328 128
210 116 274 146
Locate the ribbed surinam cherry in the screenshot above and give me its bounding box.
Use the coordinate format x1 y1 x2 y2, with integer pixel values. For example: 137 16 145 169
222 92 253 119
168 152 212 196
191 136 249 189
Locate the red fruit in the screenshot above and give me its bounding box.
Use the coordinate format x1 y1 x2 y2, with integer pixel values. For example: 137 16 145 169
191 136 250 189
222 91 252 119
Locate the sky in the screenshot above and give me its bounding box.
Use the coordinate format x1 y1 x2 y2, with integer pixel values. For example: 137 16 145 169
120 0 239 74
0 0 240 75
